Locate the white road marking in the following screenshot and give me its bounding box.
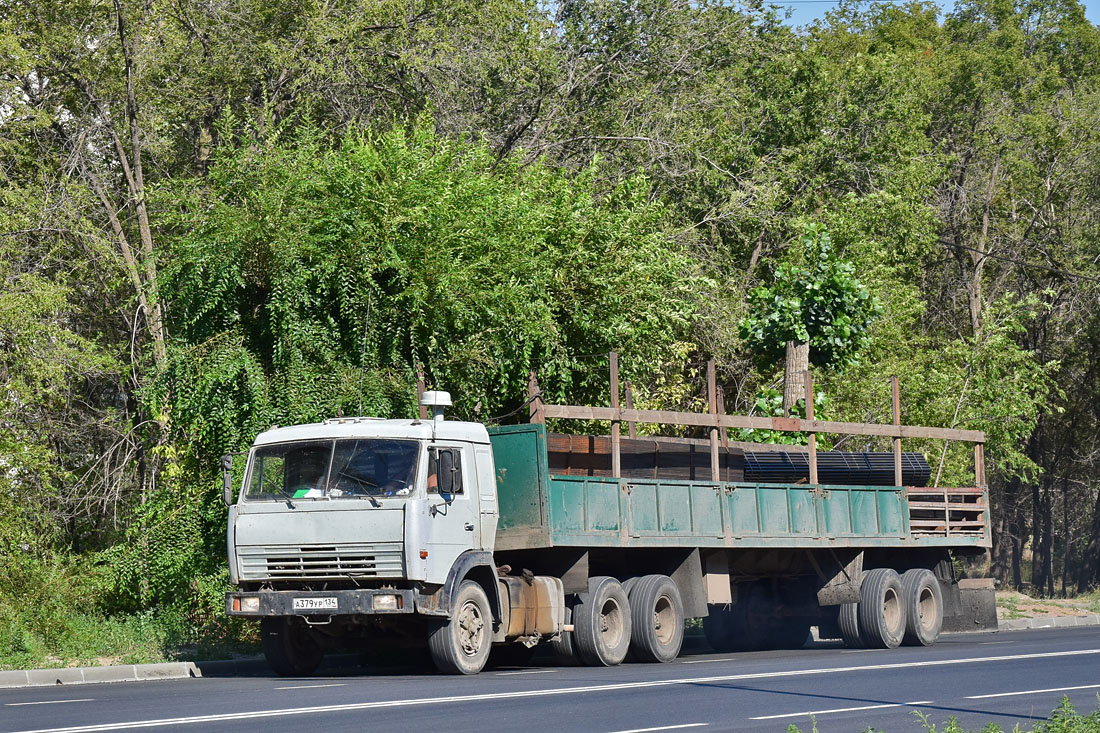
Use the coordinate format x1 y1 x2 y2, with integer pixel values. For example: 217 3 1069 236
608 724 708 733
967 684 1100 699
5 700 94 707
13 648 1100 733
680 658 737 664
840 649 879 654
273 684 347 690
495 670 557 676
751 700 932 720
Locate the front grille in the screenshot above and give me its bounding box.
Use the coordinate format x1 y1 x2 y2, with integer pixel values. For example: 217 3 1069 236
238 543 404 580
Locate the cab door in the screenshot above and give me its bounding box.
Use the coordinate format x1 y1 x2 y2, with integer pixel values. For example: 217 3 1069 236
422 443 481 585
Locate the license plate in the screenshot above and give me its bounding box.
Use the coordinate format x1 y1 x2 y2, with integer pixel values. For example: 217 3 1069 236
293 597 338 611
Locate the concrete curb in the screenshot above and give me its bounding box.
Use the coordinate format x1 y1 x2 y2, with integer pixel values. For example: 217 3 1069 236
0 662 200 689
998 613 1100 631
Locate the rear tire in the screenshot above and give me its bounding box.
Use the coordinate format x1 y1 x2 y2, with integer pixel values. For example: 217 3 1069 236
901 568 943 646
573 576 632 666
627 575 684 663
838 602 863 648
428 580 492 675
261 617 324 676
768 620 810 649
858 568 906 649
488 642 537 668
702 605 736 652
548 599 580 665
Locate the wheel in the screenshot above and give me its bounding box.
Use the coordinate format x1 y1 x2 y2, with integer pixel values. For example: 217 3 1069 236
488 642 537 668
901 568 943 646
768 620 810 649
702 584 770 653
428 580 492 674
261 617 324 676
702 605 736 652
837 602 863 648
548 598 580 665
573 576 632 666
730 583 770 651
858 568 906 649
627 575 684 663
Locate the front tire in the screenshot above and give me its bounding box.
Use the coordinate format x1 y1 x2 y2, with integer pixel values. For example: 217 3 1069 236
573 576 632 666
627 575 685 663
428 580 492 675
261 617 324 676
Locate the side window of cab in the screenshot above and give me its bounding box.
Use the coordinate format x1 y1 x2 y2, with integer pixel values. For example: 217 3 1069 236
428 448 464 495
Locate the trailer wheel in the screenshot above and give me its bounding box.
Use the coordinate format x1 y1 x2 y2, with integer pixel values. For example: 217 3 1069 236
261 617 324 676
548 599 580 665
428 580 492 674
837 602 863 648
768 620 810 649
858 568 906 649
702 605 736 652
901 568 943 646
627 575 684 663
573 576 632 666
488 642 537 669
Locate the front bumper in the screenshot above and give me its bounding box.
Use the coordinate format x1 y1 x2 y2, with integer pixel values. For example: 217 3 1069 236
226 589 416 617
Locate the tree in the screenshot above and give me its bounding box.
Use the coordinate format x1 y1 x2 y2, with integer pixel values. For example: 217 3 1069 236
739 224 880 413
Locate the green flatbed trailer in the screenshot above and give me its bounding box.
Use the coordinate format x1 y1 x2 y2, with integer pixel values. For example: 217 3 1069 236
487 423 994 651
490 424 990 552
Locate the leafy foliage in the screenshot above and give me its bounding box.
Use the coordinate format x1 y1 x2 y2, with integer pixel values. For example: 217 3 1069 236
739 224 880 370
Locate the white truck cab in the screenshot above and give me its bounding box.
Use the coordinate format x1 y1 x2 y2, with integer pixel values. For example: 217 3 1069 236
225 392 562 675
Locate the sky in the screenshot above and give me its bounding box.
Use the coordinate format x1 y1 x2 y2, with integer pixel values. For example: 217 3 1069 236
777 0 1100 28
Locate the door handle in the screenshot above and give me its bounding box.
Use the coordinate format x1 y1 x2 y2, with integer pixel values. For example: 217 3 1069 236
464 523 475 531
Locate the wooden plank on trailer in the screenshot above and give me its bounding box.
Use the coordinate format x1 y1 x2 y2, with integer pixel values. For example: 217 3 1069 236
540 404 986 443
906 499 994 506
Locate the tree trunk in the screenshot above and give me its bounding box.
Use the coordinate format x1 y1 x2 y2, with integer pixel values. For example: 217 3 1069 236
783 341 809 415
1076 486 1100 592
1012 501 1026 591
1032 482 1044 594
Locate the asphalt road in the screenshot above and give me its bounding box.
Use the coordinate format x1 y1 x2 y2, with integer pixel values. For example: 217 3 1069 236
3 627 1100 733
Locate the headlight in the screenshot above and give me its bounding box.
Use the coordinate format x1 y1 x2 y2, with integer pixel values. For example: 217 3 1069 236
241 596 260 612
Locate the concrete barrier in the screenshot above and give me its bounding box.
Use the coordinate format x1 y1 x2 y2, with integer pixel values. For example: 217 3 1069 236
0 662 199 689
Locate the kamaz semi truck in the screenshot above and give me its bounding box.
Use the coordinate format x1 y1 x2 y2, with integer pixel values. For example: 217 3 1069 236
225 388 993 675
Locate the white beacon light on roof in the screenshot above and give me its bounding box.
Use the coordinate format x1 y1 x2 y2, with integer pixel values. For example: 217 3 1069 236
420 391 453 422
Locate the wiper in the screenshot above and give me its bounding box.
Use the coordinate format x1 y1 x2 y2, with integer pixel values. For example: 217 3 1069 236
336 472 382 508
262 478 296 508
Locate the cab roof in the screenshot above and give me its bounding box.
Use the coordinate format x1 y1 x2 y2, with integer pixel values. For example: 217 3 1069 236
252 418 491 447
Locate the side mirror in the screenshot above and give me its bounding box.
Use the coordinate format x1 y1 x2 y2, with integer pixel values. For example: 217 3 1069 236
438 450 455 500
221 454 234 506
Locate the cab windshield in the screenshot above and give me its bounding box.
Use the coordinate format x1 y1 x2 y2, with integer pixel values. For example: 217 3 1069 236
244 439 420 501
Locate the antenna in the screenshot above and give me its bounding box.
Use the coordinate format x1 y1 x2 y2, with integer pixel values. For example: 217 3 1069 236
357 293 371 417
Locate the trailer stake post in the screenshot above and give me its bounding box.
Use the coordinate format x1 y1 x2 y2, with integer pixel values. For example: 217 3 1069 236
805 369 818 485
610 352 621 479
528 370 544 424
707 360 720 482
892 375 902 487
